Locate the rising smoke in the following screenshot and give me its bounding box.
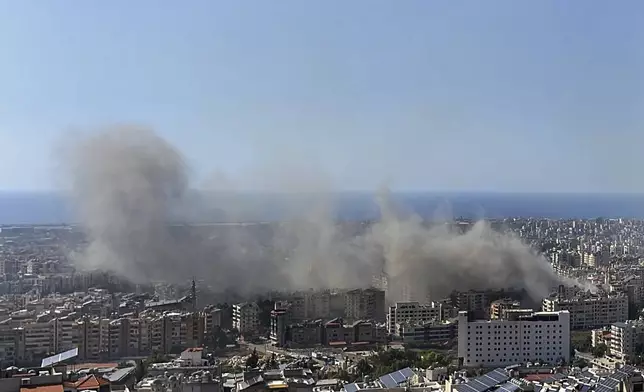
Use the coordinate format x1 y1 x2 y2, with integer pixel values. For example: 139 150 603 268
59 126 571 302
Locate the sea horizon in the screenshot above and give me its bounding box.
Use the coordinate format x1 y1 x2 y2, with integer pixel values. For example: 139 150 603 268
0 190 644 225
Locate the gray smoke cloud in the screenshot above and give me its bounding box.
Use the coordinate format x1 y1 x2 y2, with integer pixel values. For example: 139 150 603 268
59 126 572 302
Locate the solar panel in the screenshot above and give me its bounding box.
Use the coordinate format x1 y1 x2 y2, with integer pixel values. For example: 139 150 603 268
488 369 510 383
378 367 414 389
60 347 78 361
344 383 358 392
391 372 405 384
454 369 510 392
41 347 78 367
470 379 490 392
454 382 484 392
497 381 520 392
400 368 414 378
379 375 396 389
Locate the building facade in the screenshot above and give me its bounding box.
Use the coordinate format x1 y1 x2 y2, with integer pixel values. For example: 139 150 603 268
387 301 442 335
457 310 571 368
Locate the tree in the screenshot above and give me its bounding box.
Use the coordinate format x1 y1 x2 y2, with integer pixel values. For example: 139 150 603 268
572 357 589 368
135 360 146 382
356 359 372 377
592 343 608 358
268 354 278 369
571 331 592 352
246 348 259 369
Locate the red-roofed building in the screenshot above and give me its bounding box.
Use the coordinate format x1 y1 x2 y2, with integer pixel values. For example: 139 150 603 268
21 386 64 392
63 375 110 392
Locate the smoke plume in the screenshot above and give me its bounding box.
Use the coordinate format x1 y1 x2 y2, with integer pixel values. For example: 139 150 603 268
59 126 571 302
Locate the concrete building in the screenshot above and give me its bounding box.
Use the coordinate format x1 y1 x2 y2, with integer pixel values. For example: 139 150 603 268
0 326 17 365
289 321 324 347
270 303 291 347
610 320 644 360
387 301 442 335
542 293 628 329
345 288 386 323
457 310 571 367
233 302 260 336
52 316 75 353
489 299 521 320
395 320 457 344
16 322 53 361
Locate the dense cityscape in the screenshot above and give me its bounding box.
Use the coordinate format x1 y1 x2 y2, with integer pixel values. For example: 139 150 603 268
2 218 644 392
0 2 640 392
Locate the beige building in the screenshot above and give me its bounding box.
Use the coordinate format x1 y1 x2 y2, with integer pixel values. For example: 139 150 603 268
542 293 628 330
52 316 75 353
16 322 53 361
387 301 442 335
345 288 386 323
233 302 260 335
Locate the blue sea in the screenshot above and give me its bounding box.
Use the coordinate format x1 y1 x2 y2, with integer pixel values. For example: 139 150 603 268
1 191 644 225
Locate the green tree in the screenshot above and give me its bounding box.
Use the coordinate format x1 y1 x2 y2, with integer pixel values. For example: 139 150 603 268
246 348 259 369
356 359 372 377
572 357 589 368
592 343 608 358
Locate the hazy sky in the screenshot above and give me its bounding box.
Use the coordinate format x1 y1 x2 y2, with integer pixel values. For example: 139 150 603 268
0 1 643 192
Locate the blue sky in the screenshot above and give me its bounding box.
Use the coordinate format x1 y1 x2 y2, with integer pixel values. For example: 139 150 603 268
0 1 643 192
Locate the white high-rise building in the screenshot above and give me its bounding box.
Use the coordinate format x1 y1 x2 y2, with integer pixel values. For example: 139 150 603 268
457 310 571 367
610 320 644 360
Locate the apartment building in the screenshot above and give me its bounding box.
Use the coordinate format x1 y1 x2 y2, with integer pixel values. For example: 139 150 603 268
76 318 110 361
0 326 17 365
233 302 260 335
16 322 53 361
454 290 491 313
149 315 165 353
202 307 223 337
542 293 628 329
270 303 291 347
395 320 457 344
610 320 644 360
387 301 442 335
305 291 331 319
323 318 387 346
345 288 386 323
457 310 571 368
52 316 75 353
489 299 522 320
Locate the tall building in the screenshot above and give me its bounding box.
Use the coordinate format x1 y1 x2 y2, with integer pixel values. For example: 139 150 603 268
52 316 75 353
0 326 17 365
387 301 442 335
345 288 386 322
16 322 53 361
610 320 644 360
542 293 628 329
457 310 571 368
233 302 260 335
270 302 292 347
489 299 522 320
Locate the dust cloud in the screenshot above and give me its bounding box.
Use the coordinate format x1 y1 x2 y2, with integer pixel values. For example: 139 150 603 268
58 126 571 302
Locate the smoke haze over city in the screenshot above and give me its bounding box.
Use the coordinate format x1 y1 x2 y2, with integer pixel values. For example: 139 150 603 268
57 126 572 303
